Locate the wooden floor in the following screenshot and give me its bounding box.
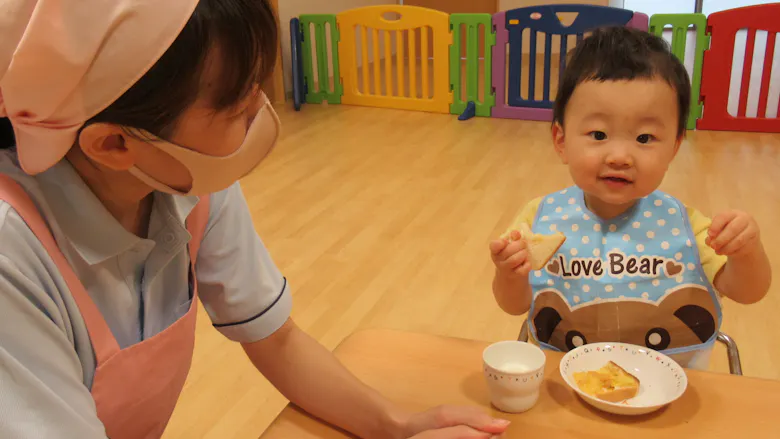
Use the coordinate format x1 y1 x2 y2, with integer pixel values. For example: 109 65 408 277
164 104 780 438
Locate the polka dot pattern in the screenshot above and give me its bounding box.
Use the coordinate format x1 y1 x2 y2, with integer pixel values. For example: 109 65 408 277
528 188 718 307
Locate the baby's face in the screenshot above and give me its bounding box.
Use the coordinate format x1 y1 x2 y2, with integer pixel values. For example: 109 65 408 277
553 78 681 219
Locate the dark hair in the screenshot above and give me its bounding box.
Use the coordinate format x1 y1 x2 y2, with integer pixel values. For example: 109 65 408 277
0 118 13 149
0 0 277 149
552 26 691 138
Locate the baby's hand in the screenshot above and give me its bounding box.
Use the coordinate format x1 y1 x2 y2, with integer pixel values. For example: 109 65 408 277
489 230 531 277
706 210 761 258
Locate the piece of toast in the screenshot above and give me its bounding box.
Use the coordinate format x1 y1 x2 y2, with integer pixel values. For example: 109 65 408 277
504 223 566 271
573 361 640 403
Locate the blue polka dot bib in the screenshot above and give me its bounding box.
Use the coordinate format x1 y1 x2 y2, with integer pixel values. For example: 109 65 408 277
527 186 721 362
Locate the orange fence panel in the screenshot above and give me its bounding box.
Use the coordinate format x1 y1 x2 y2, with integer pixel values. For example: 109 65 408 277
337 6 452 113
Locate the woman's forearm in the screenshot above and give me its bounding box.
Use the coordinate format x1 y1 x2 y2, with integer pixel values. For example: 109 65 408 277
242 319 408 439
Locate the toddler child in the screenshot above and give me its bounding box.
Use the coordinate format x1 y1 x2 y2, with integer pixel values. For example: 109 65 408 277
489 27 771 369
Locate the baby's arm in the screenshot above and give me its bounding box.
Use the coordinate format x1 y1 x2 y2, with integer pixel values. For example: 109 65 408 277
707 211 771 304
489 199 542 315
490 235 533 315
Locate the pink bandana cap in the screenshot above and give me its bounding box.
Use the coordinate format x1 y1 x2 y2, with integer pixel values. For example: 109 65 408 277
0 0 200 175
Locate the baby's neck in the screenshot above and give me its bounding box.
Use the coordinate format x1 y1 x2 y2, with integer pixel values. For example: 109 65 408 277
583 194 638 220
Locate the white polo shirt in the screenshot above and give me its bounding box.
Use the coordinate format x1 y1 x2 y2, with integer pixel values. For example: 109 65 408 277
0 150 292 438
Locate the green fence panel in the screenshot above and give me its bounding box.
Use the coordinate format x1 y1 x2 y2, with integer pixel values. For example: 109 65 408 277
449 14 495 117
649 14 709 130
300 14 343 104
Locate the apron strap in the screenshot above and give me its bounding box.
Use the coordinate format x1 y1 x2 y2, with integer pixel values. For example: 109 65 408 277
0 174 121 362
0 174 211 365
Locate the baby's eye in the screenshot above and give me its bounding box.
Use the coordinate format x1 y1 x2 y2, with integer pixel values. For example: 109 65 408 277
636 134 655 144
589 131 607 141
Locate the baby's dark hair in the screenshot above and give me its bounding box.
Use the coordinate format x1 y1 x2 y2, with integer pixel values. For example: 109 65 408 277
552 26 691 138
0 0 277 149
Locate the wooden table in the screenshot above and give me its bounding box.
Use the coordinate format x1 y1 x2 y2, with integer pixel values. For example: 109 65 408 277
261 329 780 438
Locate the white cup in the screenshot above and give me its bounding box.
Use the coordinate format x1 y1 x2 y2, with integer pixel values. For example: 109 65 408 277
482 341 547 413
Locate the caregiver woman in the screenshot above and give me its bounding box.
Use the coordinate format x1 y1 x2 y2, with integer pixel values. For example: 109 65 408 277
0 1 509 438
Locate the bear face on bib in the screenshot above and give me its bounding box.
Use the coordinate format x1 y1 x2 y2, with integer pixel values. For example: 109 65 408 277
528 187 721 357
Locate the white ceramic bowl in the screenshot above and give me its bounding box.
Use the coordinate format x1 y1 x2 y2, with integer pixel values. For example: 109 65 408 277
559 342 688 416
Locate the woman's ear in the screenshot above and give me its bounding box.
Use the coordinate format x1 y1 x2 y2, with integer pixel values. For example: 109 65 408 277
552 122 568 164
78 123 137 171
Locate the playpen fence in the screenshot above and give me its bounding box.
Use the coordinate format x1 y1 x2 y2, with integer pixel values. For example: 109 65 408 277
492 5 646 121
449 14 495 117
337 5 452 113
699 3 780 132
300 14 343 104
650 14 709 130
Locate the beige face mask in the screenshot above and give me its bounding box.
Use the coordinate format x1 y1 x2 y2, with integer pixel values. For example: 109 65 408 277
128 93 281 196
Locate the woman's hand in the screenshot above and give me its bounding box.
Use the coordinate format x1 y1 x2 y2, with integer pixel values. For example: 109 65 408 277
402 405 510 439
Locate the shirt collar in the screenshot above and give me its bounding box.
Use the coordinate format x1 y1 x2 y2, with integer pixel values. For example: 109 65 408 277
35 160 199 265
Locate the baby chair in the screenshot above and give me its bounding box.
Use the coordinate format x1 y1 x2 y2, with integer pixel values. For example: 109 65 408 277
517 319 743 375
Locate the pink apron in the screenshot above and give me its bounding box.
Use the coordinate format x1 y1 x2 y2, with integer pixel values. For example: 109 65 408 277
0 174 209 439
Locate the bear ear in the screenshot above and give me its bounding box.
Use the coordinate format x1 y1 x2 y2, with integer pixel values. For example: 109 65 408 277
674 305 716 343
533 307 562 343
660 286 719 343
532 290 570 343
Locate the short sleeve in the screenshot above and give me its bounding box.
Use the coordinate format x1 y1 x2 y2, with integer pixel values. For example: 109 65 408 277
0 204 107 438
686 207 727 285
195 183 292 343
501 197 543 239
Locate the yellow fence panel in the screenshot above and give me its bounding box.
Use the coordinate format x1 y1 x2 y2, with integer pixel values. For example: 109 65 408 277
337 6 452 113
